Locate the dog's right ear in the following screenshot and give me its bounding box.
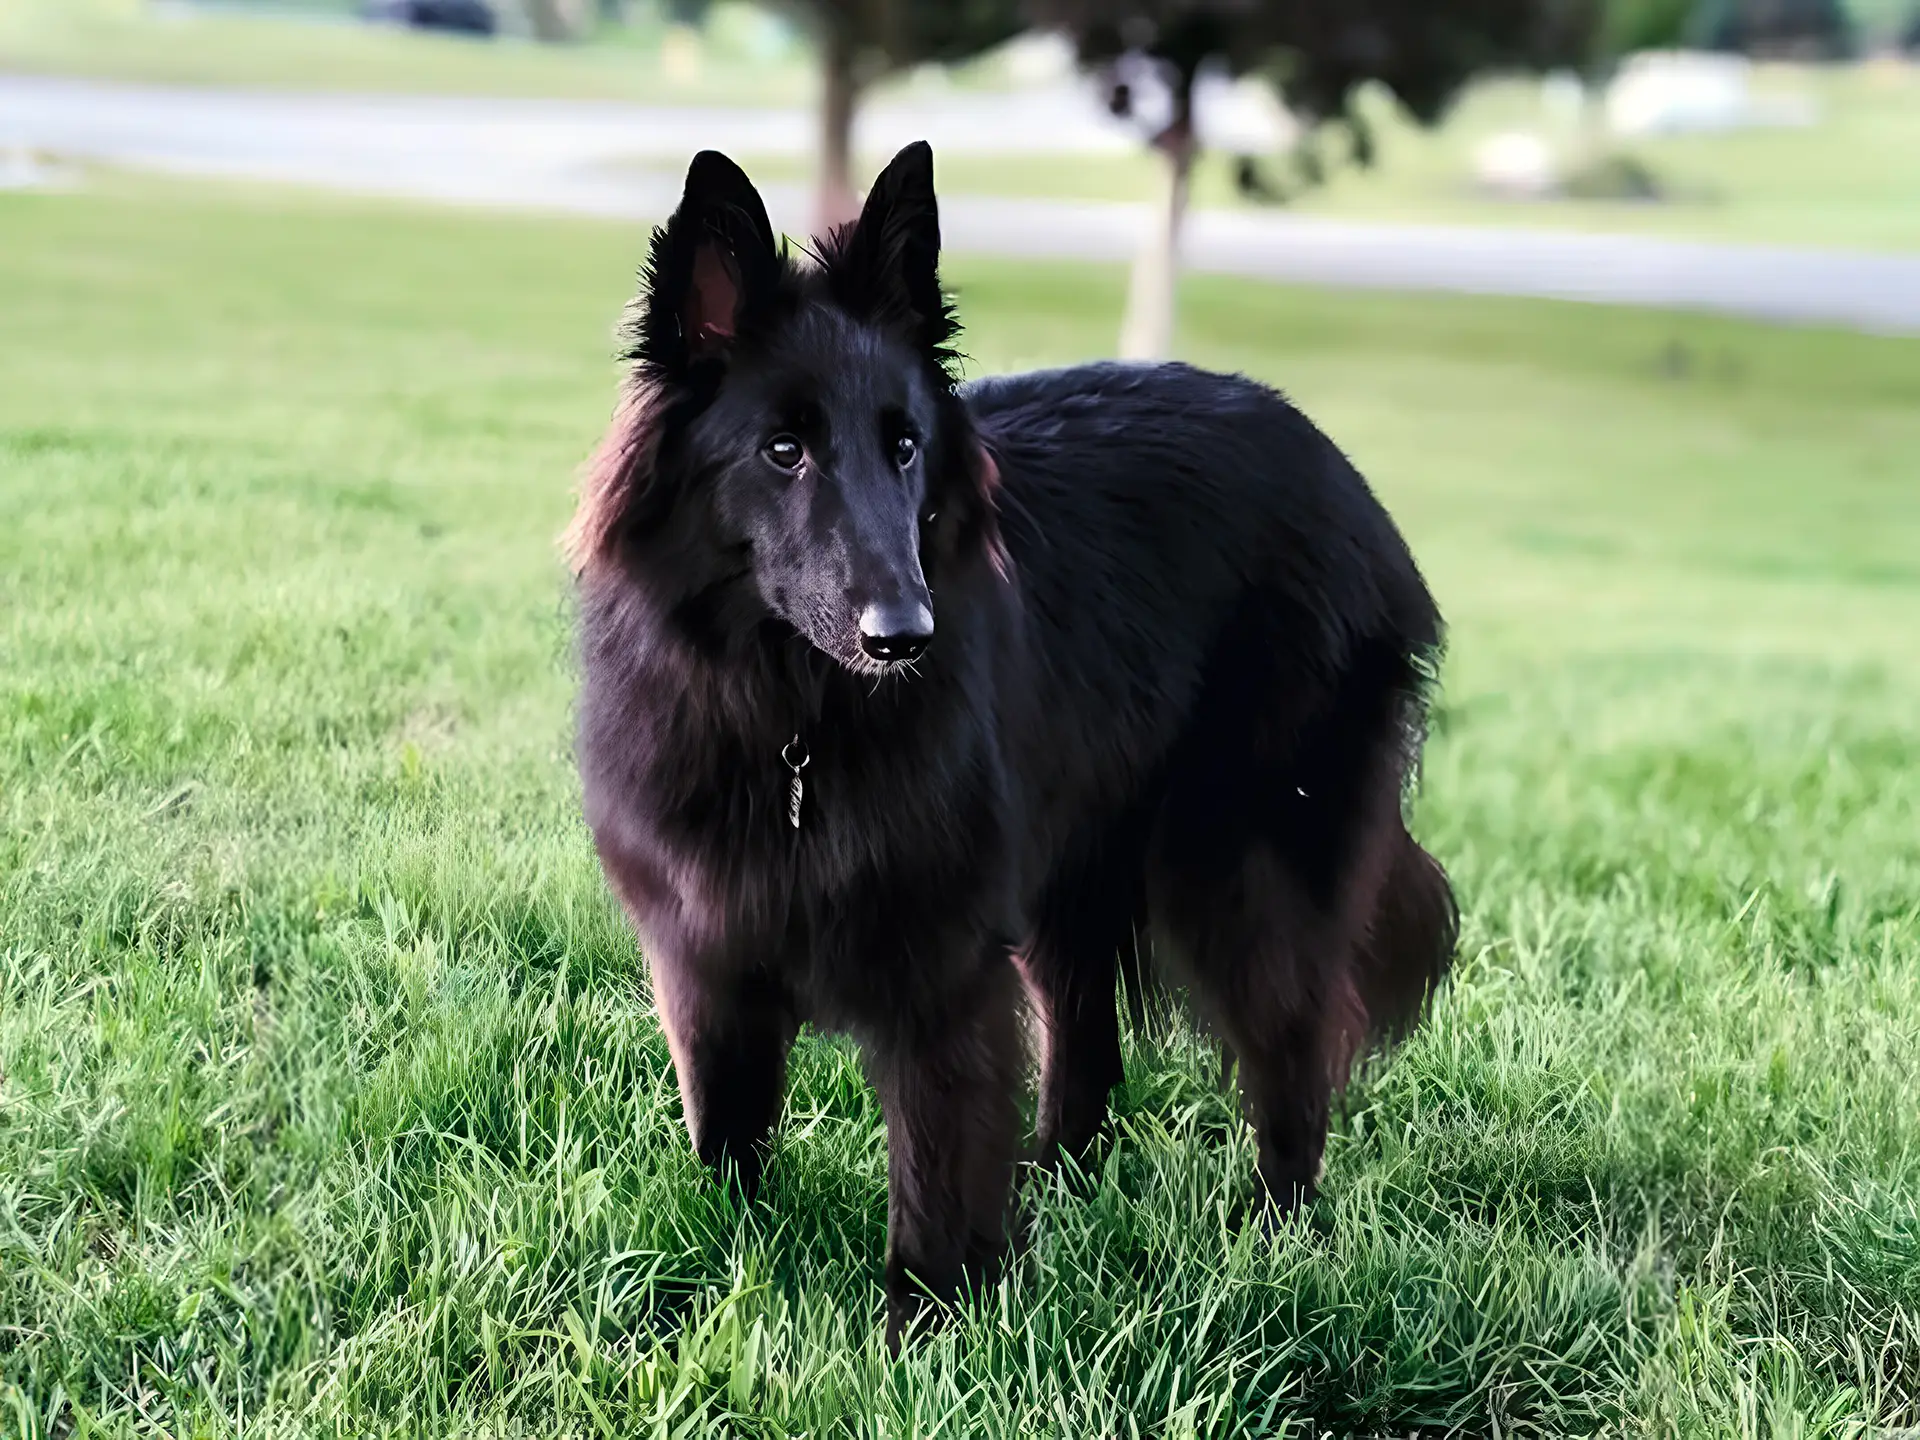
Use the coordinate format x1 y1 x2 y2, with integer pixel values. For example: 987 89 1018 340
631 151 781 376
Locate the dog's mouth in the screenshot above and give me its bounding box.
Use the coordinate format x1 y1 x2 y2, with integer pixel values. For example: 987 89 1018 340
778 602 927 684
843 649 925 682
816 624 928 683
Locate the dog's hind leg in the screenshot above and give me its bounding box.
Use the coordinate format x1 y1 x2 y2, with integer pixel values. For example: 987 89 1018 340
1019 834 1148 1174
1149 631 1419 1212
648 952 797 1202
1148 839 1368 1212
868 952 1024 1351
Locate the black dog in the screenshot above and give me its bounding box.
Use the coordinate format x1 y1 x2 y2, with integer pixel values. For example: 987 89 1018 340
571 143 1455 1348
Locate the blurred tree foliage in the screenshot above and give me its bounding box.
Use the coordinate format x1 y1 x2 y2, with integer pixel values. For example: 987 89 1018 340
1691 0 1853 54
772 1 1027 227
1025 0 1603 355
1598 0 1857 52
524 0 589 39
1604 0 1696 49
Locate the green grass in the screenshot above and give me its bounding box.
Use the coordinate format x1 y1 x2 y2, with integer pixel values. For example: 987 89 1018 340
0 0 816 105
2 176 1919 1437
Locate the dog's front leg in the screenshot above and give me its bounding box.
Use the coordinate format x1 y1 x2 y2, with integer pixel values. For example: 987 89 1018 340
868 953 1024 1351
648 949 797 1202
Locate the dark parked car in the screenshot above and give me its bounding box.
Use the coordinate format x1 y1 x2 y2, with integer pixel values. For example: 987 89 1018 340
362 0 497 36
1691 0 1853 58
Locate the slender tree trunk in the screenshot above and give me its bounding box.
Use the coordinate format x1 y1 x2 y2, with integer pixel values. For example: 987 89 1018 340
1119 70 1196 361
817 21 863 234
524 0 584 42
1580 65 1618 170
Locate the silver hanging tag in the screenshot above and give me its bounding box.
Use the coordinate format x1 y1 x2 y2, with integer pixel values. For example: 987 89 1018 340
781 736 810 831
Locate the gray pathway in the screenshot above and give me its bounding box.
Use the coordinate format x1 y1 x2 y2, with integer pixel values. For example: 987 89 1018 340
5 75 1917 335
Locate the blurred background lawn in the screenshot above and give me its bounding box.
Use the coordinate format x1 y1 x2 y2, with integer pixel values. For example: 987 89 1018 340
0 0 818 101
3 2 1919 1436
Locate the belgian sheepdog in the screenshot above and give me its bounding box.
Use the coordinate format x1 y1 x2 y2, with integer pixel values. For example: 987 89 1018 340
570 143 1455 1347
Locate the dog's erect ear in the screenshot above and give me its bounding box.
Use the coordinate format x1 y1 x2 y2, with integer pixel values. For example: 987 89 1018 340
829 141 955 357
632 150 781 374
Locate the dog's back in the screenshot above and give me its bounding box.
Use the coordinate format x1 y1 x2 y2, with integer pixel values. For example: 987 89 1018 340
968 361 1438 834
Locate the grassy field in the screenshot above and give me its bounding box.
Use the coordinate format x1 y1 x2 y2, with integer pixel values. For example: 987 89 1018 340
2 176 1919 1437
0 0 817 104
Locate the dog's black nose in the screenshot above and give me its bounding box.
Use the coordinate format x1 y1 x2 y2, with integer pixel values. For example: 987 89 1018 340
858 601 933 663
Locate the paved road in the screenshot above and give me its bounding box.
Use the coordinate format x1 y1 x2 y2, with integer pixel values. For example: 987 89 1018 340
5 75 1918 335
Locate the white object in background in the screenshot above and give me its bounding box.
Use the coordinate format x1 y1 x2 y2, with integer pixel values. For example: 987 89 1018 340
1607 51 1818 137
660 26 701 83
1194 72 1297 155
1097 57 1296 155
1474 131 1558 198
0 144 63 190
1001 33 1076 87
1540 70 1589 129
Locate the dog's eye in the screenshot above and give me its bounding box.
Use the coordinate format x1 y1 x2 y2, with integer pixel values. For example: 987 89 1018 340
765 435 803 471
894 436 918 469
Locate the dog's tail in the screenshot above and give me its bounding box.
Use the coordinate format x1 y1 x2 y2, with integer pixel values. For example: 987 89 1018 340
1354 825 1457 1045
1125 826 1453 1059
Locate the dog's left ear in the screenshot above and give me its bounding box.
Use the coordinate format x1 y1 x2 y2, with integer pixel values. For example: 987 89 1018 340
830 141 953 355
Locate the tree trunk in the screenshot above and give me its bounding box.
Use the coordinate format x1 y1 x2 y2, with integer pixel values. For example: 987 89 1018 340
817 22 863 234
524 0 585 42
1119 71 1196 361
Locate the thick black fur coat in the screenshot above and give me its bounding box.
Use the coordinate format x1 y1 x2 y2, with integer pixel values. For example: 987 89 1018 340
571 143 1455 1348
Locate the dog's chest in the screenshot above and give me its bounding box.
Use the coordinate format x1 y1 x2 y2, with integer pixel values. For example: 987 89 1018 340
603 724 1005 946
